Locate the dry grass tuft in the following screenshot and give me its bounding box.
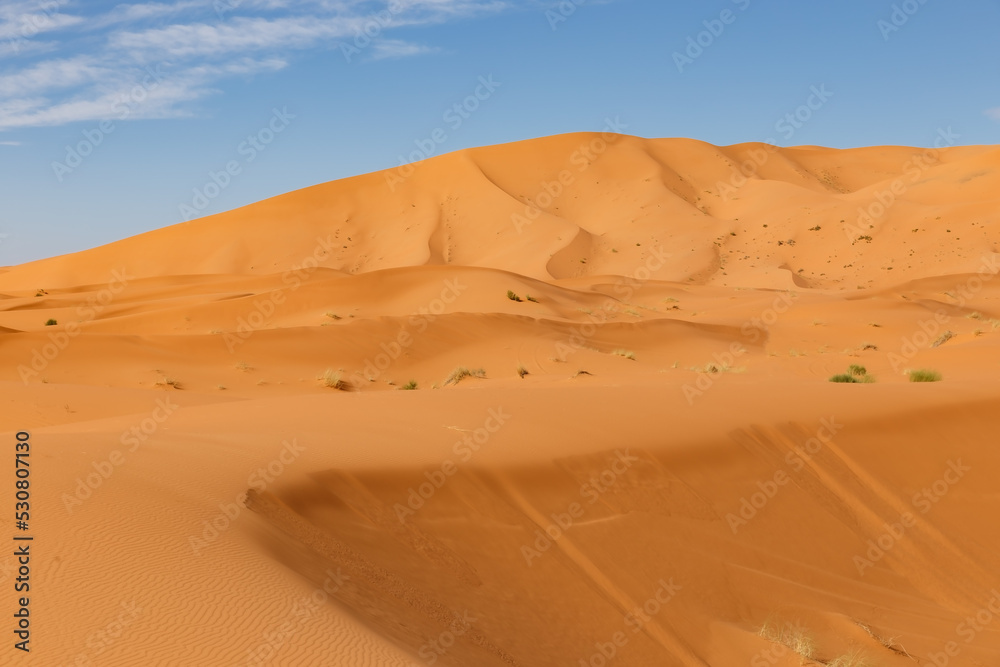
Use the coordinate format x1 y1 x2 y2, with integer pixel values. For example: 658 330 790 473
445 367 486 385
319 368 349 390
758 620 815 662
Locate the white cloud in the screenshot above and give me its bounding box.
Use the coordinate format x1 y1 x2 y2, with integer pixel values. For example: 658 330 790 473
109 16 363 59
986 108 1000 122
370 38 439 60
89 1 206 28
0 0 84 41
0 0 521 130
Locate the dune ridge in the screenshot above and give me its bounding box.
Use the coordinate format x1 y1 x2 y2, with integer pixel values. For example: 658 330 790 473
4 133 1000 666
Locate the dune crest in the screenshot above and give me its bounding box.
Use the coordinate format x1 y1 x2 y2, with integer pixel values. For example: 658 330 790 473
5 134 1000 666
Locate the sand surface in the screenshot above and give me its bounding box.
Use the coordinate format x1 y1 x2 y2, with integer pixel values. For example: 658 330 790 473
3 133 1000 665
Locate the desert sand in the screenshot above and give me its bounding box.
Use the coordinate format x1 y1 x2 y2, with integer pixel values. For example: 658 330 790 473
3 133 1000 665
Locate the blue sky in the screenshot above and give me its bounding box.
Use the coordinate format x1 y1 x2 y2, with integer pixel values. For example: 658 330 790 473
0 0 997 264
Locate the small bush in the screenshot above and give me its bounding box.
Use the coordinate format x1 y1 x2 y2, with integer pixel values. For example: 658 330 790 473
445 367 486 385
235 361 252 372
325 312 342 320
320 369 348 390
848 364 867 377
758 620 815 661
516 365 529 378
830 374 859 383
45 318 57 326
908 369 942 383
827 648 874 667
613 349 636 360
931 330 955 348
525 295 539 303
506 290 522 302
400 380 418 390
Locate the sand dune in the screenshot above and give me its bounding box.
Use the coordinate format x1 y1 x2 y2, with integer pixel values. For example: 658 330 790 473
3 133 1000 665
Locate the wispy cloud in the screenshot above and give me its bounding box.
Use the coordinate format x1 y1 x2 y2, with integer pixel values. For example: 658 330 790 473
0 0 83 42
0 140 21 145
986 108 1000 122
370 38 440 60
0 0 516 130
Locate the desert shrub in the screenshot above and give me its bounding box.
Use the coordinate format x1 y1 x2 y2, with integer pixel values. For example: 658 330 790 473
320 369 348 390
445 367 486 385
908 369 942 382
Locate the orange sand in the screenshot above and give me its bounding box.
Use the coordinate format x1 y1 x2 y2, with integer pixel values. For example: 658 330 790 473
2 133 1000 665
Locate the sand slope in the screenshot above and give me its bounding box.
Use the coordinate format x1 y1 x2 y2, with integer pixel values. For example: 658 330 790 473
3 134 1000 666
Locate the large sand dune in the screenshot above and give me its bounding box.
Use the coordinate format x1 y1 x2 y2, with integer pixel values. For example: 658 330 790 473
3 133 1000 665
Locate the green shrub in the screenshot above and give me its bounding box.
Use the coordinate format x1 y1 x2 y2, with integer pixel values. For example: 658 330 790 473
401 380 418 390
45 318 57 326
908 369 942 382
830 374 858 383
506 290 522 302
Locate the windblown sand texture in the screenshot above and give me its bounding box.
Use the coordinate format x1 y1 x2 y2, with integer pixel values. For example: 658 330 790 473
3 133 1000 665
